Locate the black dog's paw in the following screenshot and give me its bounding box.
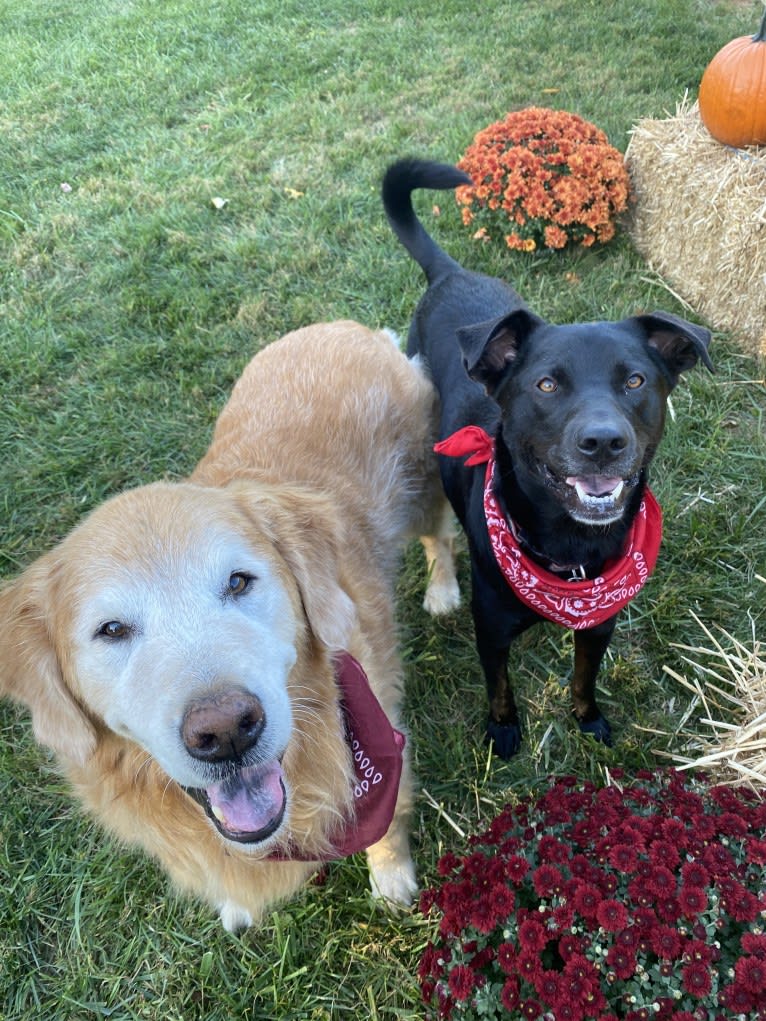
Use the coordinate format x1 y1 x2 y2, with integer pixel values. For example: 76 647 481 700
485 718 522 759
577 714 613 746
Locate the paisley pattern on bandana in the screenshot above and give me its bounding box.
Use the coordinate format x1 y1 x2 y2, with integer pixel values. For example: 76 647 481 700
269 652 405 861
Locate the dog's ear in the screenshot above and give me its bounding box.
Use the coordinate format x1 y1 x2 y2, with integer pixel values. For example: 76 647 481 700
0 559 98 766
631 311 714 386
231 482 357 651
457 310 542 394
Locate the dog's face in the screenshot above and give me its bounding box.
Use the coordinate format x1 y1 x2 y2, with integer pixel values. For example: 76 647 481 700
0 480 355 848
459 310 713 525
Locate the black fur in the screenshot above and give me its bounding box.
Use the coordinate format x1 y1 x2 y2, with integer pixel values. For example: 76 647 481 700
382 157 713 759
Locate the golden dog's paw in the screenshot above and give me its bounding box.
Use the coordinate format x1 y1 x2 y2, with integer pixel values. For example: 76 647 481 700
422 576 461 616
218 901 254 933
368 857 418 910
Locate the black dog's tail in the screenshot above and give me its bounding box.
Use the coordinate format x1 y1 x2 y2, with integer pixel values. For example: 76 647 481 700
381 158 472 285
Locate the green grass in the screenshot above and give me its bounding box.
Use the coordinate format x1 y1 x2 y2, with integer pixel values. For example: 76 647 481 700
1 0 765 1018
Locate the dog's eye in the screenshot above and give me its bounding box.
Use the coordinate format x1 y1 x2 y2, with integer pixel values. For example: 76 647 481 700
228 572 254 597
537 377 558 393
96 620 131 640
626 373 645 390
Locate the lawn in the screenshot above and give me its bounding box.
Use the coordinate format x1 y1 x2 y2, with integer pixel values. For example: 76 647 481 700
1 1 764 1018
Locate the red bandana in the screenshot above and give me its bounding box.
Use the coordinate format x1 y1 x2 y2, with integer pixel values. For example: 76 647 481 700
269 652 405 861
435 426 662 630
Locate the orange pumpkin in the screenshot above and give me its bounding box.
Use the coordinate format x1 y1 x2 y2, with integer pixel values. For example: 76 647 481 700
698 9 766 147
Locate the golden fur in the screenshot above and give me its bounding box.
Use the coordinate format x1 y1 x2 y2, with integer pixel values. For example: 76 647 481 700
0 320 459 930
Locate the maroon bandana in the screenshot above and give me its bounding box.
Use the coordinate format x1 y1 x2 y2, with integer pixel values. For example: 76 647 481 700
435 426 662 630
269 652 405 861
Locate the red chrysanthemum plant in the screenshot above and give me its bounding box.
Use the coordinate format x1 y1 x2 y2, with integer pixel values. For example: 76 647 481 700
418 769 766 1020
456 107 631 252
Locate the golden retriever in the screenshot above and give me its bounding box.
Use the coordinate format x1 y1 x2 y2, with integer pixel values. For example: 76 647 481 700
0 320 459 931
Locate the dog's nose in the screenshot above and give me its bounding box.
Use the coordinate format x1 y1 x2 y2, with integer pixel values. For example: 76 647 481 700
181 691 265 762
576 419 630 461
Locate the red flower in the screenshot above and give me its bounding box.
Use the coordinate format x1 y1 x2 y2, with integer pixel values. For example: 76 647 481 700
685 938 713 966
660 817 687 845
605 945 637 981
748 836 766 864
655 896 682 924
506 854 530 883
681 961 712 998
497 942 516 976
679 861 709 888
735 954 766 995
563 955 600 1001
533 863 563 897
720 880 761 922
572 881 602 920
651 924 682 960
469 897 500 935
517 951 543 983
719 981 755 1014
649 839 680 869
677 884 708 918
558 932 585 961
551 1002 582 1021
702 842 736 876
436 851 461 877
537 835 569 863
518 917 549 954
718 810 749 837
742 933 766 958
521 997 542 1019
493 883 516 918
615 925 639 949
534 969 563 1003
608 843 639 873
647 865 677 899
500 976 520 1011
447 964 476 1002
595 898 629 932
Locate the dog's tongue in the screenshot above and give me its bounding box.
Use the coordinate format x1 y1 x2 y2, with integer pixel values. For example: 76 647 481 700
205 760 285 839
566 475 623 498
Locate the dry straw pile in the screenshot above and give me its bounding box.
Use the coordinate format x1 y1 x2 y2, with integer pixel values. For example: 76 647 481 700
665 610 766 789
626 99 766 359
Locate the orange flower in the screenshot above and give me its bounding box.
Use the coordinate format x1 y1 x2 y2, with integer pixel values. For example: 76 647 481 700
456 107 630 252
544 224 569 249
505 233 536 252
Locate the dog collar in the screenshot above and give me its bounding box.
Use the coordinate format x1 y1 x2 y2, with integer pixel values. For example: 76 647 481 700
435 426 662 630
267 652 405 861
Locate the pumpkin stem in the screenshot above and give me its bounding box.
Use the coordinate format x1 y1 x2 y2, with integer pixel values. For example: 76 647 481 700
755 6 766 43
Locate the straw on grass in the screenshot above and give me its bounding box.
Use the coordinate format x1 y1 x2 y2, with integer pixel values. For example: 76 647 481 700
663 610 766 789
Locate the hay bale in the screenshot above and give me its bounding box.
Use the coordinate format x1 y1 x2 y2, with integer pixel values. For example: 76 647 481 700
664 610 766 790
626 99 766 359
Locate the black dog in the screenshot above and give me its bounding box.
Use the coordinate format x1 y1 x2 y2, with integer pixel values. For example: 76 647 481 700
382 158 713 759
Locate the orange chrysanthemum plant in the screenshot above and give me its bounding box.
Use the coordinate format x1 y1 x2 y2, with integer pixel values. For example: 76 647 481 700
456 107 631 252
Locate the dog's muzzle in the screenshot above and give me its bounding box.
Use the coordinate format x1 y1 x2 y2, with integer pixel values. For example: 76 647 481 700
180 690 287 844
